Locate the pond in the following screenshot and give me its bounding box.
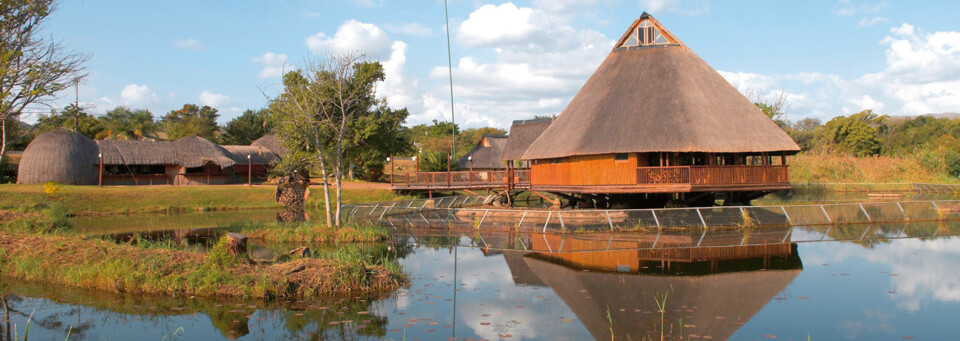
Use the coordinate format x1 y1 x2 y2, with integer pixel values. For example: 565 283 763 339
4 193 960 340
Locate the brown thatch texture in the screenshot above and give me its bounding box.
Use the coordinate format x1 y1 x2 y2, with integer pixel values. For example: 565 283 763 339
501 118 553 161
222 145 280 165
17 130 99 185
522 15 800 160
96 140 177 165
523 255 801 341
250 134 287 157
172 136 236 168
457 135 508 169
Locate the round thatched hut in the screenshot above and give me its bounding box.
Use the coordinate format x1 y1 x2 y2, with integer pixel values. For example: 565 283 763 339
17 129 99 185
250 134 286 157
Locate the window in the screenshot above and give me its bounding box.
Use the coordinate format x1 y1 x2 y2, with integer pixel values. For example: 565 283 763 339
185 166 205 174
614 153 629 161
618 20 672 48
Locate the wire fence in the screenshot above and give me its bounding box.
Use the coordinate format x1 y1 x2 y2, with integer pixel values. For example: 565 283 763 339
344 197 960 232
789 182 960 193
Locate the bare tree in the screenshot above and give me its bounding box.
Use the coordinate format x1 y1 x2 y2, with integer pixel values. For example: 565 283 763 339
0 0 88 165
272 52 384 226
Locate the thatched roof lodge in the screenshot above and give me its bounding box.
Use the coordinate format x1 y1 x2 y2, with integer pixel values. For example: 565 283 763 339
17 131 282 186
457 134 508 170
500 118 553 166
515 13 800 204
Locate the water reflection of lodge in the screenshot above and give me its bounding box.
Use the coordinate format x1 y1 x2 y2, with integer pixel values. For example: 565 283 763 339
503 239 802 340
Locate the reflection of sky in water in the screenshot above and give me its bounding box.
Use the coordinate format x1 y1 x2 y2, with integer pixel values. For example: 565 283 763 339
5 237 960 340
735 237 960 340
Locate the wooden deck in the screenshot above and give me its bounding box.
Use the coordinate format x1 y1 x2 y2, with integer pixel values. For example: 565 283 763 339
391 165 789 193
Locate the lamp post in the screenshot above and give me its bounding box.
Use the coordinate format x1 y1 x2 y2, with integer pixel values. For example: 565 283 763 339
467 155 473 186
98 153 103 187
446 153 451 187
413 156 418 172
468 155 473 172
247 154 251 186
387 156 393 186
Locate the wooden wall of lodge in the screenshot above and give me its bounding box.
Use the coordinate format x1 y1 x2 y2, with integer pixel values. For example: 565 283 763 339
99 164 269 185
530 152 787 187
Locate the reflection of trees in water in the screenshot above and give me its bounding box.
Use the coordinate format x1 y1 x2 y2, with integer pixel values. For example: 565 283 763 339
808 221 960 249
0 278 394 340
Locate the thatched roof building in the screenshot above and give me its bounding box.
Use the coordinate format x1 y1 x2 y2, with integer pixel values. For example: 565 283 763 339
501 118 553 161
222 145 281 165
250 134 286 157
522 13 799 160
96 140 178 165
457 134 508 170
17 132 282 185
172 136 236 169
17 129 99 185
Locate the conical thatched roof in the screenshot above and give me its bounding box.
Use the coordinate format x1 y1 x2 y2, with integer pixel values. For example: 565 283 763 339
17 129 99 185
457 134 508 169
501 118 553 161
172 136 236 168
522 13 800 160
250 134 287 157
221 145 280 165
96 140 177 165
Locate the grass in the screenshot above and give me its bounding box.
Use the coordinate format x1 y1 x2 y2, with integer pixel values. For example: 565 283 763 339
789 152 959 184
0 230 406 299
0 184 409 217
231 221 389 243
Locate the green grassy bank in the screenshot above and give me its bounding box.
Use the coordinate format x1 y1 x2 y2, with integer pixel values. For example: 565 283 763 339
0 184 409 216
0 227 405 299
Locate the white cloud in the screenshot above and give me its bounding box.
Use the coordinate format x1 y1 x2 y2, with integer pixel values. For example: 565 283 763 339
858 16 890 28
305 19 393 60
348 0 382 8
383 22 434 37
252 52 289 79
457 3 537 46
198 91 230 108
120 84 159 106
831 0 887 17
639 0 710 16
175 38 206 51
720 22 960 120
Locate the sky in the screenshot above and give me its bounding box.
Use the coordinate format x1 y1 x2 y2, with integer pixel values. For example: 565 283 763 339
36 0 960 128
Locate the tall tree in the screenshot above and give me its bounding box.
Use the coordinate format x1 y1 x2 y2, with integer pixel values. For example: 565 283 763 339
820 109 886 156
0 0 88 165
160 104 220 140
271 52 385 227
97 106 156 140
220 109 272 145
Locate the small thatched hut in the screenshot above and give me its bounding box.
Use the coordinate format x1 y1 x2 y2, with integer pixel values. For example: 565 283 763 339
520 13 800 204
457 134 508 170
17 129 99 185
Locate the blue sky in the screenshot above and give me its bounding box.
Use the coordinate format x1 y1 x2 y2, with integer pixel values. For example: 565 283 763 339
40 0 960 128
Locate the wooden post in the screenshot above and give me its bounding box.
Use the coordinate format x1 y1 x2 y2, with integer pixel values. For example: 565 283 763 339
415 156 419 172
226 232 248 256
447 153 451 187
98 153 103 187
247 155 252 186
389 155 394 186
781 152 786 166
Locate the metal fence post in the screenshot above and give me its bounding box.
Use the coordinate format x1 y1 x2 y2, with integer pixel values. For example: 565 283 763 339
696 208 707 228
858 203 872 222
543 211 552 233
477 209 489 229
820 205 833 224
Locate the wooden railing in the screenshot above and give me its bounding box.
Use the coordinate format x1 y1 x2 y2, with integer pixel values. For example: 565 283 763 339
637 165 789 186
689 165 789 185
636 166 690 184
392 169 531 189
